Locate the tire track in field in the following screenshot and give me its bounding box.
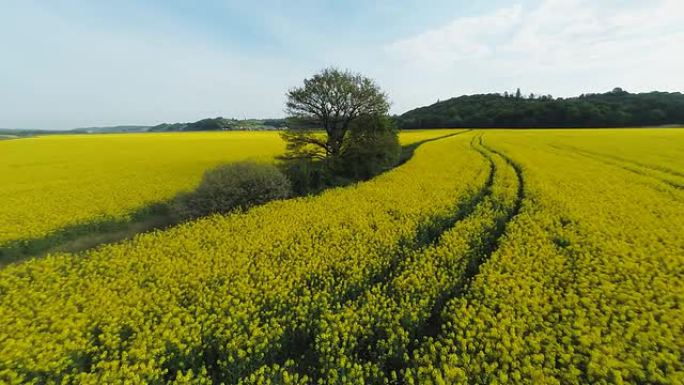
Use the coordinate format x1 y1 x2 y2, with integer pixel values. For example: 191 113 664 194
341 134 524 385
215 133 525 385
409 134 524 338
341 131 491 303
235 134 526 385
397 129 473 166
389 135 525 383
571 145 684 179
349 135 509 381
303 134 524 383
550 144 684 190
228 132 494 383
479 136 525 221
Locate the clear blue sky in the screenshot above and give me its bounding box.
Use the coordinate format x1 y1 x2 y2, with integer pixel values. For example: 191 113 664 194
1 0 682 129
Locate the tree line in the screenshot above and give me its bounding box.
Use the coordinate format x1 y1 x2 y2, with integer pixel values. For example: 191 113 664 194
148 118 286 132
395 88 684 129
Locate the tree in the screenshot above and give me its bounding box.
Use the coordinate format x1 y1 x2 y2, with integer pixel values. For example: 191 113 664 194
611 87 627 95
515 88 522 99
334 114 400 180
282 68 390 160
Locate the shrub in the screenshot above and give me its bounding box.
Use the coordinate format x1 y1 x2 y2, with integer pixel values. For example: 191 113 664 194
278 158 331 196
173 161 292 220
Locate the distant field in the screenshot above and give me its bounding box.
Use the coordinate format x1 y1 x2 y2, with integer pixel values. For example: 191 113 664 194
0 130 456 245
397 129 463 145
0 132 284 245
1 128 681 384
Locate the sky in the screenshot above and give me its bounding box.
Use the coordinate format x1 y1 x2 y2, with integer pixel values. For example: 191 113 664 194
1 0 683 130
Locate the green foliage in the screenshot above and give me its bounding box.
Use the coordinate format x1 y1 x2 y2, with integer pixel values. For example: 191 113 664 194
277 157 331 195
280 69 398 191
283 67 390 157
279 128 328 161
334 114 401 180
278 115 401 194
172 161 292 219
396 90 684 128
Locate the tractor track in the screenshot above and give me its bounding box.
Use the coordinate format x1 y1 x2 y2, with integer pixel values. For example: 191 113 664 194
550 144 684 191
232 133 528 385
223 131 491 383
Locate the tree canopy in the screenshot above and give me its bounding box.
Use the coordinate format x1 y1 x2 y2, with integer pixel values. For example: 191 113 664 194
395 89 684 129
279 68 399 193
283 68 390 159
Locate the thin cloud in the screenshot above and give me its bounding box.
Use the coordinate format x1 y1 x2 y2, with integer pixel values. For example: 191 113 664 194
387 0 684 70
382 0 684 112
2 1 682 127
385 5 523 66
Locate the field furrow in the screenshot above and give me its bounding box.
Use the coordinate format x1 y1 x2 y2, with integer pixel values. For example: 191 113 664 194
550 144 684 190
0 133 487 384
0 130 462 250
233 135 522 384
405 132 683 385
1 128 682 385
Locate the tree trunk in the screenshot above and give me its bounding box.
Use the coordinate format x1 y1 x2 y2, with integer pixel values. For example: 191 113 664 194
327 128 345 157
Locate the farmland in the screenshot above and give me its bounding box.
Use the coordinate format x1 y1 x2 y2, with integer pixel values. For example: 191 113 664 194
0 130 452 250
0 132 282 246
0 128 682 384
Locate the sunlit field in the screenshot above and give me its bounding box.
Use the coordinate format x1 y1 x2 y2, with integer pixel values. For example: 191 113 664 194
0 130 456 246
1 128 682 384
0 132 283 244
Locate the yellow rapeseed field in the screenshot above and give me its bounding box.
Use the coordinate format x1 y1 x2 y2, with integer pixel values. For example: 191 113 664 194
0 128 682 384
0 132 284 244
0 130 457 246
406 129 684 385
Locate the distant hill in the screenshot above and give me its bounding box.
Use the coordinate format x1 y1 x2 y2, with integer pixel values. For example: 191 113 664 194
148 117 286 132
70 125 150 133
0 128 70 137
395 89 684 129
0 126 149 136
0 118 287 137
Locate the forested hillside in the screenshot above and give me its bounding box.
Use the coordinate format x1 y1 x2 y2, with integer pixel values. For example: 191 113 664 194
396 88 684 129
149 117 286 132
